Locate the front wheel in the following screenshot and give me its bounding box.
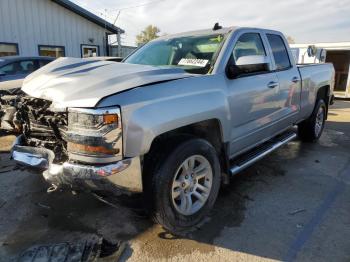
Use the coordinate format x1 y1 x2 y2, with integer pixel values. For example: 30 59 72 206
147 138 221 234
298 99 327 142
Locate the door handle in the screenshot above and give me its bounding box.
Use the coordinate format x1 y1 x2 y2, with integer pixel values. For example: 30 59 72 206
292 76 300 83
267 81 279 88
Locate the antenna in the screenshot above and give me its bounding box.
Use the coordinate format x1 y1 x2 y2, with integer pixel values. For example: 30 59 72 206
213 22 222 31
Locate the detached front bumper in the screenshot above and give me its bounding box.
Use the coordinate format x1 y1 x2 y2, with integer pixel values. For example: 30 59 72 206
11 135 143 195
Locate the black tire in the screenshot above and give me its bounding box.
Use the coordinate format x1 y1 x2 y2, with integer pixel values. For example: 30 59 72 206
298 99 327 142
146 138 221 235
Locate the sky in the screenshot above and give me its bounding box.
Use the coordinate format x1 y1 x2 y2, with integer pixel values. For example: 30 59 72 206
71 0 350 46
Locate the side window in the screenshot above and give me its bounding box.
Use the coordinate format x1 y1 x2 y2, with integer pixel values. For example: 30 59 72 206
0 63 18 75
20 60 38 74
39 59 52 68
267 34 291 70
233 33 266 61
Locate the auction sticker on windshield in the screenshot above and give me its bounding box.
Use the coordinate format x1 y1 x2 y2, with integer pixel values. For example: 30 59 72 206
178 58 209 67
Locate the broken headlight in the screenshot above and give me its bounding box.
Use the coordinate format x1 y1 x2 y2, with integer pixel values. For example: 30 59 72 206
67 107 122 164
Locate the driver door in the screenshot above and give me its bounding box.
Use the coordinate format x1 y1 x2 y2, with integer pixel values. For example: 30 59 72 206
226 32 281 157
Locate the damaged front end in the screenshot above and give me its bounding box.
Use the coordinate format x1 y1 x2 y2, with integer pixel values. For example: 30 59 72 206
13 96 68 162
0 93 25 132
11 97 142 195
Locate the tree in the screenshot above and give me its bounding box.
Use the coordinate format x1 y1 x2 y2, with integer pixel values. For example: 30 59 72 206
286 36 295 44
136 25 161 46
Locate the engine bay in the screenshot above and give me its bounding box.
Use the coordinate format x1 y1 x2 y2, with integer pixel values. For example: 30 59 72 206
9 96 68 163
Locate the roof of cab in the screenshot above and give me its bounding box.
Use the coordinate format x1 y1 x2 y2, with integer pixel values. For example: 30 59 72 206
156 26 239 41
155 26 282 41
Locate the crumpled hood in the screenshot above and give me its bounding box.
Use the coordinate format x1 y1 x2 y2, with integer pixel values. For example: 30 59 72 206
22 57 193 108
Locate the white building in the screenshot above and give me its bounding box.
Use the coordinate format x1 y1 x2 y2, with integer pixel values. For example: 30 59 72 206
0 0 124 58
291 42 350 98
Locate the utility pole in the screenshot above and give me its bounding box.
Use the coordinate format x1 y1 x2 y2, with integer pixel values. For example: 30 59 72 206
117 30 122 57
112 10 122 57
110 0 165 52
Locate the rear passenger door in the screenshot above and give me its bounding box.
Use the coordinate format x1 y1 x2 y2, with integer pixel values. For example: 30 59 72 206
265 33 301 125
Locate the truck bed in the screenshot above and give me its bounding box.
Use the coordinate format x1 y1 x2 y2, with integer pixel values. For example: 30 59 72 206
297 63 335 120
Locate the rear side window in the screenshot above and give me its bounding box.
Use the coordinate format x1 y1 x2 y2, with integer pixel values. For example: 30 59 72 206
39 59 52 67
267 34 291 70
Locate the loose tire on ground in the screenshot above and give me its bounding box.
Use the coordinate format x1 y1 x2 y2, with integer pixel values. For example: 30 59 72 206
298 99 327 142
146 138 221 235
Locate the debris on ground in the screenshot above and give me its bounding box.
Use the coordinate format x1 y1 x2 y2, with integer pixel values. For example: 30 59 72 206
100 239 126 260
35 203 51 210
0 199 6 209
16 236 127 262
0 134 16 152
18 236 102 262
288 209 306 215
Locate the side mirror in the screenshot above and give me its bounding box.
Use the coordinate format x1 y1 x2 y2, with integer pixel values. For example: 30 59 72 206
307 45 317 57
227 55 270 79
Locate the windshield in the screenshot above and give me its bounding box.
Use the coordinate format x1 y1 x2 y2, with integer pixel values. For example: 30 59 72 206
125 34 226 74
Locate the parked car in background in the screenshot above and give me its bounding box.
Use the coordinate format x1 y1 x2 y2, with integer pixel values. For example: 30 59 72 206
0 56 54 95
10 26 334 234
0 56 125 132
0 56 54 131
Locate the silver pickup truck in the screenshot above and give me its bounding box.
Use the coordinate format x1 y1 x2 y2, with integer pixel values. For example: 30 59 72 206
11 26 334 234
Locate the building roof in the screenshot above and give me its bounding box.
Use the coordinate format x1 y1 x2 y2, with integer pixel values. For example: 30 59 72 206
291 42 350 51
51 0 124 34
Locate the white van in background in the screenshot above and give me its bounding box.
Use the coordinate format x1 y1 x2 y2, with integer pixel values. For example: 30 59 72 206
291 42 350 98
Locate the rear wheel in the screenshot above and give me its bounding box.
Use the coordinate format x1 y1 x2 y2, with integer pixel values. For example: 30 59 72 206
147 138 221 235
298 99 326 142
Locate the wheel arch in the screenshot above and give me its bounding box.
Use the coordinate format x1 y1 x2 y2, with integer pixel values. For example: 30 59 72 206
317 85 330 119
142 119 230 187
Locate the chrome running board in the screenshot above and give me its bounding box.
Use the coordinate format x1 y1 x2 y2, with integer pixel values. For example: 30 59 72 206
230 132 297 176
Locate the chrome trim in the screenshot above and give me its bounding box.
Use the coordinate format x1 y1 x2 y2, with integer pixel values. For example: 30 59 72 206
63 159 131 177
64 157 142 192
12 151 50 168
68 107 121 115
11 136 143 193
11 135 55 169
44 157 142 193
230 133 297 176
68 153 122 164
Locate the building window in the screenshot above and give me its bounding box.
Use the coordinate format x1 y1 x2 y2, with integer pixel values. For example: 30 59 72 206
81 44 99 58
0 43 19 57
38 45 65 58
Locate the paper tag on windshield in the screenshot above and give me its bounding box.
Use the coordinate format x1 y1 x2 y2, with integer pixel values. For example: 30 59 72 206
178 58 209 67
